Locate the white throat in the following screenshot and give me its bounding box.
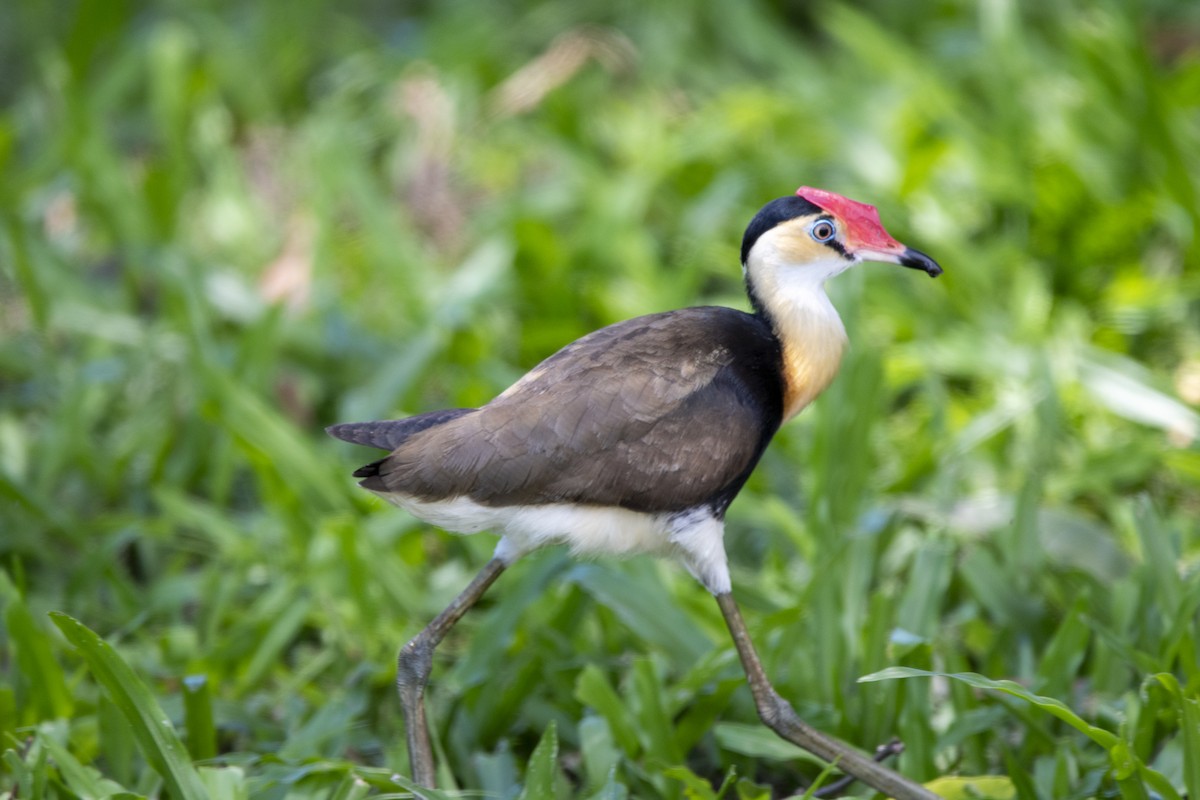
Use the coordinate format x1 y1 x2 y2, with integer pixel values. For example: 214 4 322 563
744 237 851 420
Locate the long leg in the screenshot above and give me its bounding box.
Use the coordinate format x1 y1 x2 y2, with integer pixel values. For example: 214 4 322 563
398 557 508 787
714 592 938 800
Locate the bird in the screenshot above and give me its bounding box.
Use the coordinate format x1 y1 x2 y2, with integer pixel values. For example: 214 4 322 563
328 186 942 800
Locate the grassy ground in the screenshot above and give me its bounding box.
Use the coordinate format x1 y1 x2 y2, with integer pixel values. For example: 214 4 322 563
2 1 1200 798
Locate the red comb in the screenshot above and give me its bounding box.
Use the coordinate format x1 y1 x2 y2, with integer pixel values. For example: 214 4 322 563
796 186 901 251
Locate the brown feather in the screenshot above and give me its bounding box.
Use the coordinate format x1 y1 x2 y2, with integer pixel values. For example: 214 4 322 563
369 307 785 515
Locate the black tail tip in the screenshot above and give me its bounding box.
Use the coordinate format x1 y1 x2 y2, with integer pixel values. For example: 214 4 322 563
352 461 382 479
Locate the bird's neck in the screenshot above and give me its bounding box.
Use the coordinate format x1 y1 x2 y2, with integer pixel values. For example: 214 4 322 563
748 268 849 422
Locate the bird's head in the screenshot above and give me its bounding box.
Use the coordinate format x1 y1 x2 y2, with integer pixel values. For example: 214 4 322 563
740 187 941 313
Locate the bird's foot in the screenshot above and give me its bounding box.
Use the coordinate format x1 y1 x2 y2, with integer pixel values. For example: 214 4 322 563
714 592 936 800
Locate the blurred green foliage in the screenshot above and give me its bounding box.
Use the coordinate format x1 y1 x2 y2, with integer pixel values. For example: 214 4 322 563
2 0 1199 797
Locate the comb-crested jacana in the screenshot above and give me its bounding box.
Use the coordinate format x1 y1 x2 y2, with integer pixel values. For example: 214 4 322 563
329 187 942 799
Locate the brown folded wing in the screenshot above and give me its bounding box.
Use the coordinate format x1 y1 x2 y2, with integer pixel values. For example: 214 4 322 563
366 307 784 515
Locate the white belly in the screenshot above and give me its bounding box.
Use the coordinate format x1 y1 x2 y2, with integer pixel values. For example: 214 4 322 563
374 491 731 594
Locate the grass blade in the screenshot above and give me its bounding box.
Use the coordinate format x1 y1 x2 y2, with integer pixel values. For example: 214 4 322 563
567 562 710 668
520 719 559 800
1109 739 1151 800
3 747 35 800
2 575 72 721
663 765 718 799
39 733 127 798
631 657 682 765
861 667 1182 798
99 693 136 786
48 612 209 800
1035 596 1091 695
922 776 1016 799
388 772 460 800
1152 673 1200 800
199 765 249 800
579 715 621 792
712 723 819 764
237 591 312 691
859 667 1120 747
182 674 216 762
576 664 641 757
328 773 371 800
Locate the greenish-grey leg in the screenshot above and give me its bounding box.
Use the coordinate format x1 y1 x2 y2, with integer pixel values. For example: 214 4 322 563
397 558 508 787
714 592 938 800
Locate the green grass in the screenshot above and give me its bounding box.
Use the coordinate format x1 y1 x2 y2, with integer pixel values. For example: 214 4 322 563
2 0 1200 798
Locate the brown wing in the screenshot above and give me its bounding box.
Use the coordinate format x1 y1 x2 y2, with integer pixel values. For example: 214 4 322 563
368 306 785 515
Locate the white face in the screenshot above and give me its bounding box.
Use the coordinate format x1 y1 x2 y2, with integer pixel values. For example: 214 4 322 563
744 215 856 289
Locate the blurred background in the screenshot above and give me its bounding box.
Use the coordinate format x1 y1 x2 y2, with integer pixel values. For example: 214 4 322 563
2 0 1199 797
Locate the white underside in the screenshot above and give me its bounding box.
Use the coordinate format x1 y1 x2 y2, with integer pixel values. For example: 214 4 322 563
374 491 731 594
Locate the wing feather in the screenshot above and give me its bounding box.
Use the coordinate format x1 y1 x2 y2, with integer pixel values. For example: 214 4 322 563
327 408 475 450
367 307 784 515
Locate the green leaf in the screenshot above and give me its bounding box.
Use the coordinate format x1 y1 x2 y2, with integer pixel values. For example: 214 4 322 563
579 715 621 792
567 562 710 668
922 775 1016 799
2 576 72 720
1109 740 1150 800
734 777 771 800
201 365 342 510
895 540 953 640
800 760 841 800
182 675 216 762
673 678 740 755
1035 596 1091 694
199 766 249 800
712 723 823 765
713 768 739 800
586 768 629 800
388 772 461 800
576 665 641 757
237 591 312 692
1000 744 1040 800
631 657 682 765
4 222 48 329
99 693 137 786
861 668 1183 798
663 765 718 799
40 733 127 799
859 668 1121 748
3 748 33 798
279 690 366 762
327 772 371 800
474 743 520 796
48 613 209 800
1153 673 1200 800
520 719 559 800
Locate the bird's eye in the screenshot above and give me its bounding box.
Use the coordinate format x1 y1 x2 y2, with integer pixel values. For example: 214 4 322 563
810 220 836 243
